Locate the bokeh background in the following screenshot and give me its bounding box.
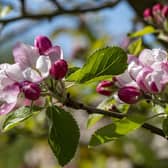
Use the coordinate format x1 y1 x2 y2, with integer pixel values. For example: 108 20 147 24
0 0 168 168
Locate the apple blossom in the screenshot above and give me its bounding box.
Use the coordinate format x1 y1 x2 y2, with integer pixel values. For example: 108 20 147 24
0 35 65 115
97 48 168 104
34 35 63 64
13 37 63 81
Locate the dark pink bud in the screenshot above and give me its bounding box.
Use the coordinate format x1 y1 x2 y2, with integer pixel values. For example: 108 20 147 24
21 81 41 100
162 6 168 17
152 3 163 13
96 80 113 96
118 86 141 104
49 59 68 80
34 35 52 54
143 8 152 18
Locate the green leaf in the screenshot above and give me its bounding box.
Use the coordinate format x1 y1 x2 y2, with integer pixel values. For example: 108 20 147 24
89 116 144 147
47 106 80 166
2 107 32 132
129 26 157 38
66 66 80 78
87 114 104 129
128 38 143 55
162 117 168 136
68 47 127 83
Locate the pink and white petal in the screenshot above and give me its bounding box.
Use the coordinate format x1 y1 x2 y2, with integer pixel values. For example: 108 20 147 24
127 55 139 64
152 48 167 62
161 62 168 73
0 103 16 115
145 71 163 93
0 63 22 89
36 56 51 78
115 70 134 88
136 67 153 92
1 84 20 104
0 70 13 89
13 42 39 69
23 67 42 82
128 61 143 80
5 63 24 82
44 46 63 64
139 49 154 66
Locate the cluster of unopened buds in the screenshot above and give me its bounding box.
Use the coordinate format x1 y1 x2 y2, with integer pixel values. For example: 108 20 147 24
0 35 68 115
143 3 168 30
97 48 168 104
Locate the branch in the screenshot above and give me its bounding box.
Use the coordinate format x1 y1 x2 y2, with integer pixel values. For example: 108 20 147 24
0 1 120 24
64 96 167 140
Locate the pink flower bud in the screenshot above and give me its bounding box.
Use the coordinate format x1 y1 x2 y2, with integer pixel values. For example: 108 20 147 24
21 81 41 100
152 3 163 13
143 8 153 19
96 80 113 96
49 59 68 80
162 6 168 17
34 35 52 54
118 86 141 104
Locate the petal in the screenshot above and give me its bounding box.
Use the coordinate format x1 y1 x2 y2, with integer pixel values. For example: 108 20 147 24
36 56 51 78
152 48 167 62
1 84 20 104
127 55 139 64
13 42 39 69
136 67 153 92
128 61 143 80
0 70 13 89
139 49 154 66
0 63 23 89
0 103 16 115
145 71 163 93
5 63 24 82
23 67 42 82
115 70 134 88
44 46 63 64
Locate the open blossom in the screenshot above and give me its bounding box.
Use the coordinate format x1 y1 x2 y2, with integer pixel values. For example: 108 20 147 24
0 35 64 115
114 48 168 104
13 35 63 81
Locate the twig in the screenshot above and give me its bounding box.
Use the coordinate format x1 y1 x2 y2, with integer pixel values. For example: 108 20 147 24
50 0 64 11
142 123 166 139
64 95 167 140
0 1 120 24
20 0 26 15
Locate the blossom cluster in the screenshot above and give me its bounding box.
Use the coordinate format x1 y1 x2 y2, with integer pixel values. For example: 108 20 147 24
0 36 68 115
97 48 168 104
143 3 168 29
